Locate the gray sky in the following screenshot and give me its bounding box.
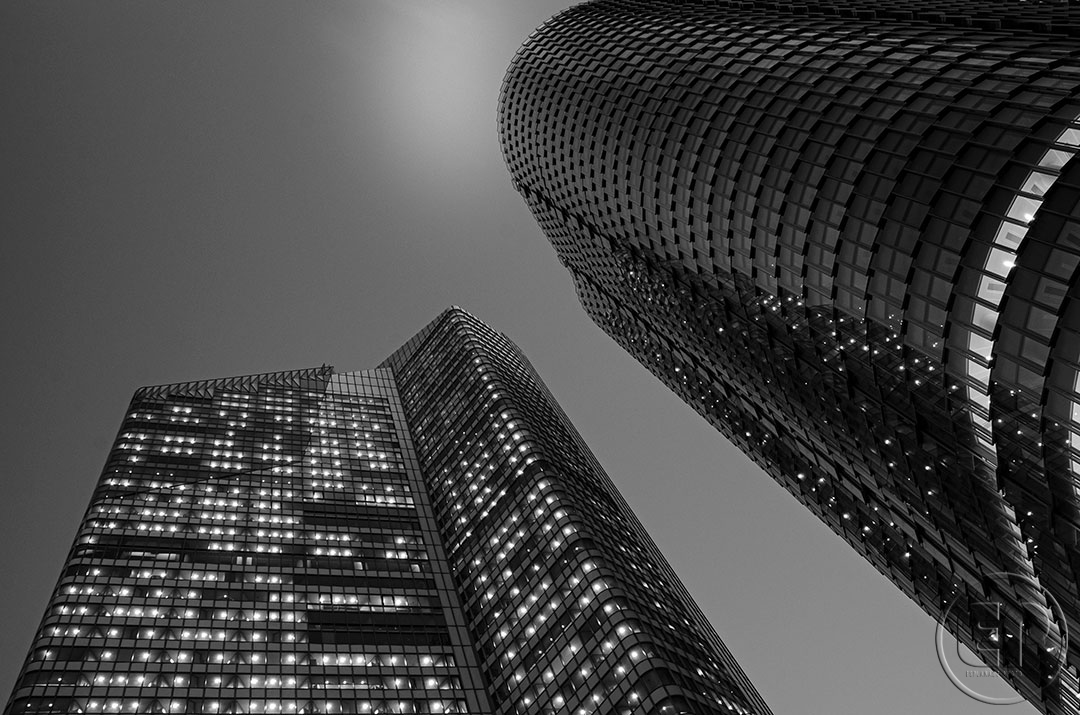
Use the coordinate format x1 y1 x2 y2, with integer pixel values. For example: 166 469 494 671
0 3 1035 714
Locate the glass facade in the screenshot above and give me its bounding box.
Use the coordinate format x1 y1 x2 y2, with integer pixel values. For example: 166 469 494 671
382 310 770 715
5 309 771 715
499 3 1080 714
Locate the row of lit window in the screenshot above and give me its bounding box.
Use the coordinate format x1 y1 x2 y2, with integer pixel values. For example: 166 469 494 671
43 626 356 643
52 597 435 621
34 650 457 667
27 673 461 691
93 488 414 513
84 526 419 549
65 571 274 584
15 697 468 713
94 483 326 498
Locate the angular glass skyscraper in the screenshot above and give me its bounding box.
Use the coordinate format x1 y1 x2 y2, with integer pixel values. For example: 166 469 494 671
5 308 771 715
500 2 1080 713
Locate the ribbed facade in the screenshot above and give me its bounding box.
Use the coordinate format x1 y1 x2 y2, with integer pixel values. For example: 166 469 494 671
382 310 771 715
5 309 771 715
499 2 1080 713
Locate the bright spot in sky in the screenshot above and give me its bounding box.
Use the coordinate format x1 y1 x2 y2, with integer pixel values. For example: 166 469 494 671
328 1 518 201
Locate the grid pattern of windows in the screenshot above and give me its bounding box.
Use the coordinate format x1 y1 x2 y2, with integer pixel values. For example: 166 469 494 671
381 309 772 715
6 367 489 715
6 311 771 715
499 3 1080 714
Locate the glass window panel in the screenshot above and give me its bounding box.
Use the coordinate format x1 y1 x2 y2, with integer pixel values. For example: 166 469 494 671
993 220 1027 250
968 332 994 358
978 274 1007 306
1034 277 1069 307
1006 195 1042 223
1057 127 1080 147
972 302 997 332
1020 171 1056 197
1039 148 1075 170
985 247 1016 278
1025 305 1057 339
968 378 991 402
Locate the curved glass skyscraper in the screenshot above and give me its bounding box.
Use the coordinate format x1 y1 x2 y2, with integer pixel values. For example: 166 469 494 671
5 309 771 715
500 2 1080 713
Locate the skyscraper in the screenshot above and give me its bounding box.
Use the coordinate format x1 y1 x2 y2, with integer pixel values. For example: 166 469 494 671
5 308 771 715
500 2 1080 713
